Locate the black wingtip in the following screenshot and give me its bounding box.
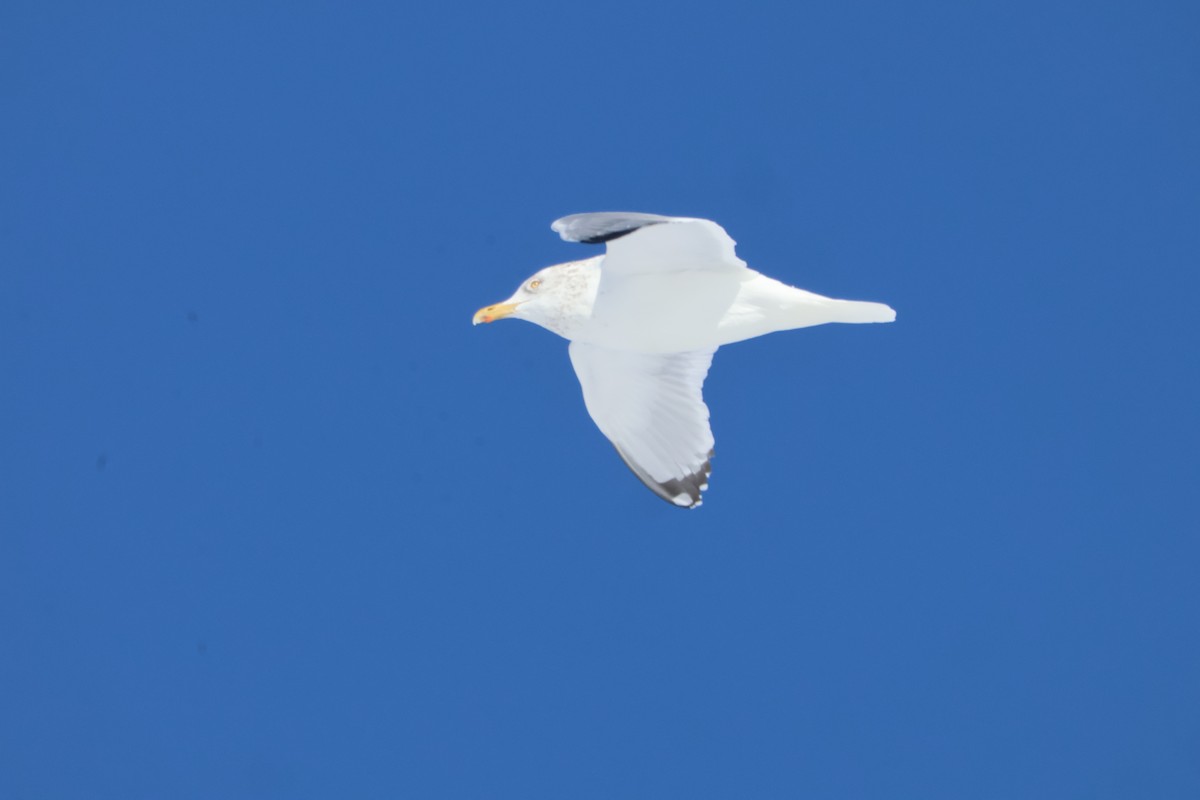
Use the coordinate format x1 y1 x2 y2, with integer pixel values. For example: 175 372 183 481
614 446 714 509
578 224 663 245
553 212 673 245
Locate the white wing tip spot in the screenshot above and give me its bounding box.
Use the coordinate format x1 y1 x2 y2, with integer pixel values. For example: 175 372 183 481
672 493 693 507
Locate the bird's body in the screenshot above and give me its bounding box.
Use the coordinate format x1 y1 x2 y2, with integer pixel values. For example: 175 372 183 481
474 212 895 508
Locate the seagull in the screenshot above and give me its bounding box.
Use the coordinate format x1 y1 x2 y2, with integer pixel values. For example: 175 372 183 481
473 212 895 508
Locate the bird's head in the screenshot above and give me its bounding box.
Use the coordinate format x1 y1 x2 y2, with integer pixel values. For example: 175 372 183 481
472 268 551 326
472 260 596 335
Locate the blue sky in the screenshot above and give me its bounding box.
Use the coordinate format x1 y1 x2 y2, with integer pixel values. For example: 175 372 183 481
3 1 1199 797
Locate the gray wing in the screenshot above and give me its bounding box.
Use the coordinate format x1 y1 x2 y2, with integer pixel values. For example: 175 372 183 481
552 212 746 276
568 341 716 508
551 212 675 244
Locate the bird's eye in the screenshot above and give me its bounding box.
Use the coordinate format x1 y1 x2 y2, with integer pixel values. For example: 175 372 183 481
528 279 542 291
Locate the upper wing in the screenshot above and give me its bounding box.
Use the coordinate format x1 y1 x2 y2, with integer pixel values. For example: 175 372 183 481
568 341 716 508
551 212 675 244
552 212 746 276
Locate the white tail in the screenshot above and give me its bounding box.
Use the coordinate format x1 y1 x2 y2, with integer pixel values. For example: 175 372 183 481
721 273 897 345
772 283 897 329
823 298 896 324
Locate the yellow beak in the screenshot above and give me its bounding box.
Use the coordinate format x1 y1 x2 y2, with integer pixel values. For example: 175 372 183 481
473 302 520 325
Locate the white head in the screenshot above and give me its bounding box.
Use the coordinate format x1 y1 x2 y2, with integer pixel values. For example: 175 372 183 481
472 258 598 338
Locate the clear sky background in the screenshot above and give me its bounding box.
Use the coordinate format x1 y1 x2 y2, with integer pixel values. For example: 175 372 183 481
3 1 1199 797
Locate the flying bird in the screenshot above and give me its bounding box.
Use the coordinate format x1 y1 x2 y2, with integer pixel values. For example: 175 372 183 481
474 212 895 508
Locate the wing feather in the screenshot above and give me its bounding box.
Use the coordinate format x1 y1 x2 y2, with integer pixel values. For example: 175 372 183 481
551 212 674 244
568 342 716 508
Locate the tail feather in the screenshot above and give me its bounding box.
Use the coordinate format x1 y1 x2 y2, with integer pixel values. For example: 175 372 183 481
824 299 896 324
743 274 896 336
